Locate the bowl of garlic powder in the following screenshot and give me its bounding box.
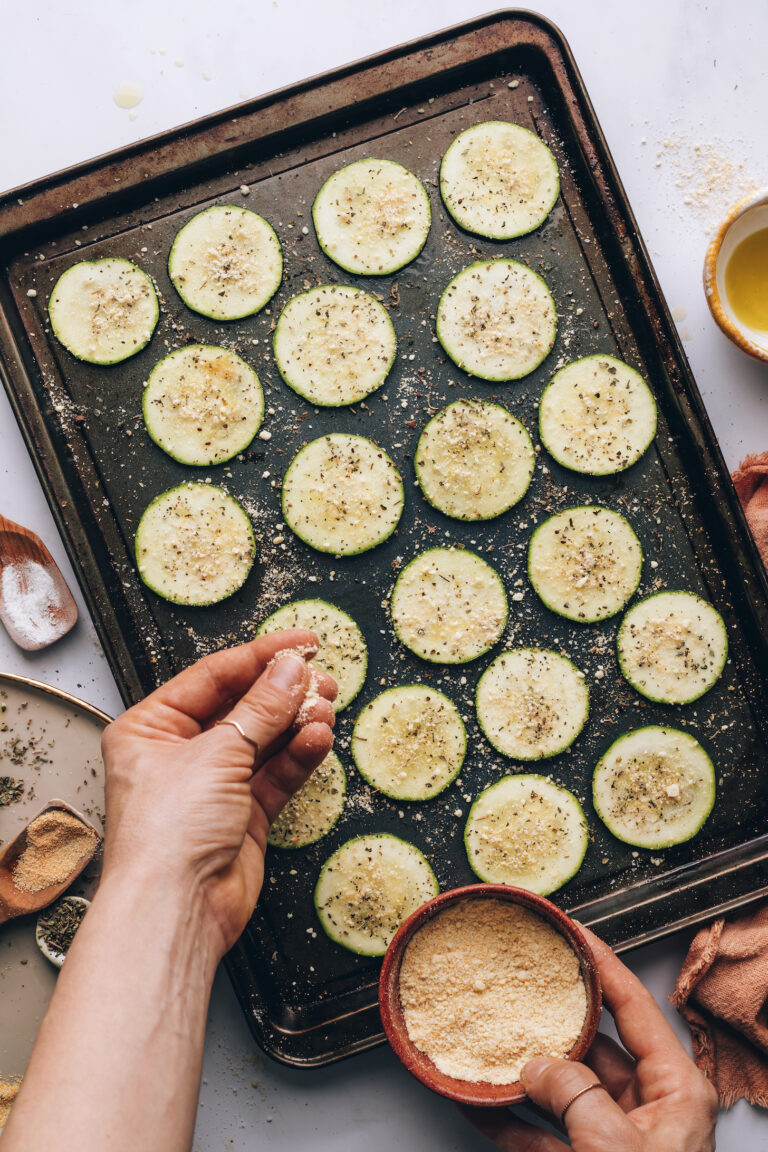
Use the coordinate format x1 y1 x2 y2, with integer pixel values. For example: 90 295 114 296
379 884 602 1106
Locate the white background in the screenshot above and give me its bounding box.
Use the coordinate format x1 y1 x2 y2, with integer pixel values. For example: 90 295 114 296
1 1 767 1147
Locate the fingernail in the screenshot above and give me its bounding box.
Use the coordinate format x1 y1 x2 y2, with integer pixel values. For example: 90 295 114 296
521 1057 554 1085
267 651 307 691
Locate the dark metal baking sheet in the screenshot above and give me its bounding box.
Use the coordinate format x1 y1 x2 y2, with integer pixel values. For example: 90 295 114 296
1 11 768 1068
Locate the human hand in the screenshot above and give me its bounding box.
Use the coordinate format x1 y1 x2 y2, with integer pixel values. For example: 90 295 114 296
461 925 717 1152
100 631 336 958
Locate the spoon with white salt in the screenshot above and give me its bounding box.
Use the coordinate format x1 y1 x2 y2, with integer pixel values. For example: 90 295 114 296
0 514 78 651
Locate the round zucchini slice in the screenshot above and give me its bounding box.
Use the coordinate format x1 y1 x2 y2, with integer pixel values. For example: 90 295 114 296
48 257 159 364
273 283 397 406
593 726 716 849
257 599 367 712
142 345 264 466
168 204 282 320
351 685 466 801
390 548 508 664
440 120 559 239
617 591 728 704
134 482 255 606
415 399 535 520
268 751 346 849
436 259 556 381
312 158 431 276
539 354 657 476
282 433 404 556
475 648 589 760
314 833 439 955
464 775 588 895
528 505 642 623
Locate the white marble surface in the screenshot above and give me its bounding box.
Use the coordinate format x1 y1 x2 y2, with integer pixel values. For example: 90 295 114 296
1 1 767 1146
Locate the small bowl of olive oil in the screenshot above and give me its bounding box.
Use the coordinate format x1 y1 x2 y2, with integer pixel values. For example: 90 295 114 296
704 190 768 363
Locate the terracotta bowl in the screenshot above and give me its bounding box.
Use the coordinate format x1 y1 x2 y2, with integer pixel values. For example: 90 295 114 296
379 884 602 1107
704 188 768 364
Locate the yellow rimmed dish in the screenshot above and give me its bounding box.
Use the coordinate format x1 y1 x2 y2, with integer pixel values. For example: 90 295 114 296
704 189 768 363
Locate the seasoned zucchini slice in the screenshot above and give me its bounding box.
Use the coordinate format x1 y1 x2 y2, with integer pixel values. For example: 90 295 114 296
440 120 559 239
593 726 716 849
268 751 346 849
528 505 642 623
415 399 535 520
314 834 438 955
48 257 159 364
465 775 588 895
351 685 466 801
390 548 508 664
282 433 404 555
273 284 396 406
475 648 589 760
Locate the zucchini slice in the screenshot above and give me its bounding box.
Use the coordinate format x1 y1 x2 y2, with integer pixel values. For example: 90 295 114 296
268 750 346 849
168 204 282 320
464 775 588 895
390 548 508 664
312 158 431 276
282 434 404 556
415 399 535 520
314 833 439 955
134 482 255 606
528 506 642 623
142 345 264 466
440 121 559 240
351 685 466 801
436 259 556 381
475 648 589 760
273 284 396 406
257 599 367 712
593 726 716 849
617 591 728 704
48 258 159 364
539 354 657 475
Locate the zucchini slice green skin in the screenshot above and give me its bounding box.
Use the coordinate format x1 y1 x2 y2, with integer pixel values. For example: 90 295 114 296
314 833 439 956
268 751 347 849
475 648 589 760
272 283 397 407
142 344 264 466
312 158 431 276
168 204 282 321
390 547 509 665
48 257 159 365
617 591 728 705
134 482 255 607
464 775 588 895
257 598 367 712
436 259 557 382
351 684 466 801
593 726 716 850
415 399 535 521
539 354 657 476
528 505 643 623
281 433 404 556
440 120 560 240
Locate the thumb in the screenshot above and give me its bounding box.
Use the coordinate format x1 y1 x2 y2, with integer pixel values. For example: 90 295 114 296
215 650 310 761
521 1057 634 1146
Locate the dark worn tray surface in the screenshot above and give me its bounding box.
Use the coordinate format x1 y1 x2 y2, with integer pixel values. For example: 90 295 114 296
1 12 768 1066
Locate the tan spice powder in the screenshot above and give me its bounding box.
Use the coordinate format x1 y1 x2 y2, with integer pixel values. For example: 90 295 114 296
399 899 587 1084
0 1077 22 1128
12 809 98 894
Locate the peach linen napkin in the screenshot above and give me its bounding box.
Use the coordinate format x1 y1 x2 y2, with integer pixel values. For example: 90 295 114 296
671 452 768 1108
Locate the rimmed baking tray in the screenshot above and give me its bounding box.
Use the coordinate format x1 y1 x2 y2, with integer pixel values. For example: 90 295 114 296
1 11 768 1067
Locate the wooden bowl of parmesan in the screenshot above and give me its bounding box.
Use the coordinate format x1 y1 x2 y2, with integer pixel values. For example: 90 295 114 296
379 884 602 1106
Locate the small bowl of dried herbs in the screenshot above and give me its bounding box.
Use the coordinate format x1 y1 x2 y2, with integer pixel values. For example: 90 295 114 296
36 895 90 968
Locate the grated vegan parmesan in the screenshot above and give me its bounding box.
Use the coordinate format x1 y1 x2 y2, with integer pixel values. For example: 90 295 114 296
399 898 587 1084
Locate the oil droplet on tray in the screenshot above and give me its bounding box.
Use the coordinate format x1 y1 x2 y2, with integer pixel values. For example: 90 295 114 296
113 82 143 110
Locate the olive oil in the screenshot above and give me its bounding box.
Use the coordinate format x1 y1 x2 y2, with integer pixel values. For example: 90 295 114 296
724 227 768 331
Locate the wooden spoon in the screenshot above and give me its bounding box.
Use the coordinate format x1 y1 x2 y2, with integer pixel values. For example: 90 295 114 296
0 514 78 650
0 800 101 925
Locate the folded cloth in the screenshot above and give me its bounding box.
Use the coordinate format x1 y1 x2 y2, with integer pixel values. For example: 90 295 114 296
671 451 768 1109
